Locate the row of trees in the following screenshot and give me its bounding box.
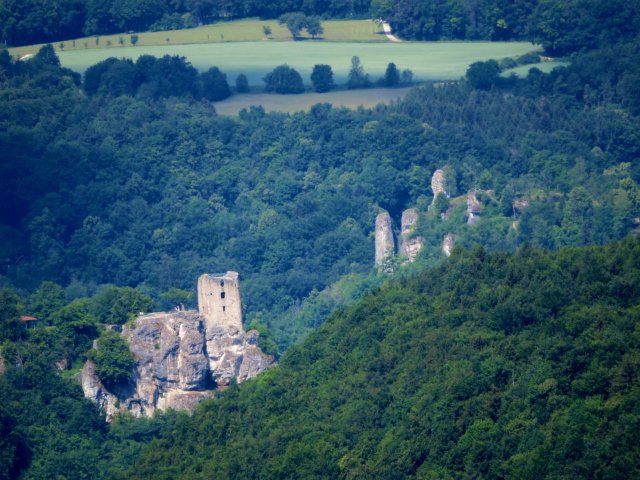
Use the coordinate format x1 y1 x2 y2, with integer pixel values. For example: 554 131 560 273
82 52 411 98
265 59 409 94
84 53 232 100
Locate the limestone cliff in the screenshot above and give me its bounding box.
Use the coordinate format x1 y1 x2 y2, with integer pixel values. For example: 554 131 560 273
467 192 482 225
400 208 424 264
82 274 275 420
375 211 395 271
430 169 448 209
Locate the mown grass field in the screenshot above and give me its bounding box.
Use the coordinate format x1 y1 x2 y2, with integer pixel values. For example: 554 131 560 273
213 87 414 115
53 41 538 85
8 19 385 58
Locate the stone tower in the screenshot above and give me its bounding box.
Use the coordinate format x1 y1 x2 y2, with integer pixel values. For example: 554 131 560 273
197 272 242 330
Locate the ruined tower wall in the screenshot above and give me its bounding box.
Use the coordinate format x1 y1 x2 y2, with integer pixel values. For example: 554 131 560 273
197 272 242 330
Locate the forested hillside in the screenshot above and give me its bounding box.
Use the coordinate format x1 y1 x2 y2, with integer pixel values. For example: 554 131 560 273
2 35 640 349
1 3 640 477
2 237 640 478
121 238 640 479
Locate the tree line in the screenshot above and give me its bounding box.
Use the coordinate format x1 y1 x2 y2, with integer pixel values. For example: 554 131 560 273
83 52 410 98
2 0 639 53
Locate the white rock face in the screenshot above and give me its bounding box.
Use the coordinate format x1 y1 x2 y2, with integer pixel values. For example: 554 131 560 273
400 208 424 264
430 169 447 209
82 283 275 420
442 233 455 257
375 211 395 270
467 192 482 225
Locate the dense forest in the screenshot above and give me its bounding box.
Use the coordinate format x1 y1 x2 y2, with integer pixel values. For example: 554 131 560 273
2 0 639 50
1 0 640 477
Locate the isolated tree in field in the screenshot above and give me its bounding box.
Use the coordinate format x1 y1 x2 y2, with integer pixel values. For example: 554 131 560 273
130 34 139 45
263 25 272 37
347 56 371 89
235 73 249 92
305 16 323 39
278 12 306 40
310 64 334 92
200 66 231 101
264 65 304 93
383 62 400 86
401 68 413 84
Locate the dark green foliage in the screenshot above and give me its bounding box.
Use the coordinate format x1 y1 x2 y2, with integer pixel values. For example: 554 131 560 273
263 64 304 93
278 12 307 39
466 60 501 90
347 56 371 89
383 62 400 87
310 64 334 93
305 16 323 39
433 192 448 214
200 66 231 101
92 287 153 325
90 330 134 388
278 12 323 40
121 238 640 478
235 73 249 92
28 281 65 321
0 289 25 342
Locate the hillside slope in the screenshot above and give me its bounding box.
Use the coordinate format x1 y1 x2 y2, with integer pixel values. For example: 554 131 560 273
124 238 640 479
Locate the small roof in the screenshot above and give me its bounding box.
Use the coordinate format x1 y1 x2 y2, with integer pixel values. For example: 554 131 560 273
20 315 38 322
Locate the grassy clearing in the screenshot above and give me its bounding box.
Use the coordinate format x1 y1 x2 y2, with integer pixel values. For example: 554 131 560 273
213 87 413 115
53 41 538 85
8 19 384 58
502 61 569 77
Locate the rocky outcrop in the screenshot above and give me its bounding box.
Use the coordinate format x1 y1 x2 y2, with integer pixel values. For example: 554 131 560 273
400 208 424 264
375 211 395 270
442 234 455 257
82 275 275 420
206 326 273 387
430 169 448 209
467 192 481 225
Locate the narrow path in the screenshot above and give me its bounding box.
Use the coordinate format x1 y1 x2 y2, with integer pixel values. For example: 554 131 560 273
382 22 402 42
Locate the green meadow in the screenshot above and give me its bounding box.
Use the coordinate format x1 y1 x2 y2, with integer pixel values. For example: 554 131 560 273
8 19 385 58
54 41 538 84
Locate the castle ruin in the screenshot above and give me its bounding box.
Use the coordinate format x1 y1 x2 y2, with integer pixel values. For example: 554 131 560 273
197 271 243 330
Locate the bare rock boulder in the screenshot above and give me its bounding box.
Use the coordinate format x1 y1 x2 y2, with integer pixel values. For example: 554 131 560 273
400 208 424 264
